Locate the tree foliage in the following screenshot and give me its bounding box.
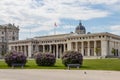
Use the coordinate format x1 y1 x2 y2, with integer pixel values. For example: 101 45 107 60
34 52 56 66
4 51 27 67
62 51 83 66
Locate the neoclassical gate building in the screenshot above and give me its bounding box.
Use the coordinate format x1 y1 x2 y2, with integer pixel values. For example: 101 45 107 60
8 22 120 58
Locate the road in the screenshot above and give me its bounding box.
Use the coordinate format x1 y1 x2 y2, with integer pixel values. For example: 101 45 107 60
0 69 120 80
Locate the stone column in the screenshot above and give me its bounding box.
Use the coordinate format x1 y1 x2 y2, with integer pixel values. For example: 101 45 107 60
28 44 33 58
43 45 45 53
17 46 18 51
94 41 96 56
81 42 84 55
64 44 66 52
14 46 16 51
56 44 58 58
18 46 20 52
101 40 108 57
67 42 72 51
8 45 12 51
49 44 51 53
87 41 90 56
109 41 113 55
17 46 19 52
13 46 15 51
18 46 20 51
17 46 18 52
75 42 78 51
35 44 38 53
24 45 27 56
53 45 56 56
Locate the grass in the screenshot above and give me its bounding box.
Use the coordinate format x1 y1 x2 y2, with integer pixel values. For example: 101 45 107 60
82 59 120 71
0 58 120 70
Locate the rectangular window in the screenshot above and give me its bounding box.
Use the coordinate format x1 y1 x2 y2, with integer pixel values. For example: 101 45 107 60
2 32 4 34
1 37 4 42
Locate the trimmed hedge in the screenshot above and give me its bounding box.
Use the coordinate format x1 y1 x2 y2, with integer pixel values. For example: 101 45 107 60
34 52 56 66
62 51 83 66
4 51 27 67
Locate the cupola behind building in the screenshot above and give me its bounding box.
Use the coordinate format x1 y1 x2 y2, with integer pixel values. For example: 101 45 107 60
75 21 86 34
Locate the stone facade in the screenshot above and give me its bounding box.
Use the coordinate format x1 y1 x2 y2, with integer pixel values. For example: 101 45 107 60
8 22 120 58
0 23 19 57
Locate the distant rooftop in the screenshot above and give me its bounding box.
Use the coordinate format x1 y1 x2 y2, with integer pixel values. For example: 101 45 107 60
0 23 19 29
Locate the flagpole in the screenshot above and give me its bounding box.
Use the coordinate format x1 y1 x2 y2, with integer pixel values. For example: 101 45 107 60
54 27 55 35
54 22 57 35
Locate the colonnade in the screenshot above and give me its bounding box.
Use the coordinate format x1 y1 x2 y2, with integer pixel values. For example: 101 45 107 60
9 41 102 58
10 43 67 58
11 45 29 57
9 40 120 58
38 44 67 58
69 40 102 56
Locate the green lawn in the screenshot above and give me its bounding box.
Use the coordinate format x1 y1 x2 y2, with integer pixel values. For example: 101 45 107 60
0 59 120 70
82 59 120 71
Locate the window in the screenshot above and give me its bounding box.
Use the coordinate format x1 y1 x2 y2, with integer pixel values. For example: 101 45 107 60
12 37 15 41
13 32 14 35
2 32 4 34
2 45 4 48
1 37 4 42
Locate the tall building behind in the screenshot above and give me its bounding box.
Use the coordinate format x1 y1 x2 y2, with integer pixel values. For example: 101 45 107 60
0 23 19 57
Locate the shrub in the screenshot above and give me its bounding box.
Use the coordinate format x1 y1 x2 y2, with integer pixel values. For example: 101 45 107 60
34 52 56 66
4 51 27 67
62 51 83 66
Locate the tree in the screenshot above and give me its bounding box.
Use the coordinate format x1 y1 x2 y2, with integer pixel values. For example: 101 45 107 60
95 47 100 59
111 48 115 56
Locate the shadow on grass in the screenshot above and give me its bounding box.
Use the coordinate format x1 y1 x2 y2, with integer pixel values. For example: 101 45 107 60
24 64 65 69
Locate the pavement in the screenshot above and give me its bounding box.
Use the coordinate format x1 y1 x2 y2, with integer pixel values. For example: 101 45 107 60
0 69 120 80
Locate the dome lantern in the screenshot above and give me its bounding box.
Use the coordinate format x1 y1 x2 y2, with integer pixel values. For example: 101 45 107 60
75 20 86 34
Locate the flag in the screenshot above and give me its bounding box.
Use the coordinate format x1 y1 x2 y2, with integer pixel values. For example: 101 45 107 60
54 22 57 27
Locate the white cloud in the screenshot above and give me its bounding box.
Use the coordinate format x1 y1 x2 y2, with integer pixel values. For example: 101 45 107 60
110 25 120 31
110 31 120 35
62 25 75 29
88 0 119 5
48 30 66 35
0 0 110 25
0 0 119 39
20 25 53 32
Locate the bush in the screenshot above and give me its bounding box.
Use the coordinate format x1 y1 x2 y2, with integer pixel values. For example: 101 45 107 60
62 51 83 66
34 52 56 66
4 51 27 67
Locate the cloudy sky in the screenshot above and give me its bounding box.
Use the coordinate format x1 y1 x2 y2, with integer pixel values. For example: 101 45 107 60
0 0 120 40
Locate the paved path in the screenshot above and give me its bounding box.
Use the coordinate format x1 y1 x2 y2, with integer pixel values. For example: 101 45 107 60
0 69 120 80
